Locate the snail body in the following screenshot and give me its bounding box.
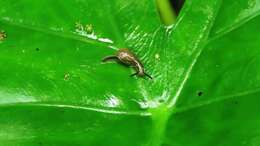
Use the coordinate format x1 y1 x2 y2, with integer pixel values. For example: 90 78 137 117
102 48 152 79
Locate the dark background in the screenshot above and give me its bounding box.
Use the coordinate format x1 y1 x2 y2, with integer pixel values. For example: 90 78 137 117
170 0 185 14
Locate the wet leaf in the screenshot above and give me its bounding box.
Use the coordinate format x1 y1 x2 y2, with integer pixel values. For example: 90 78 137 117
0 0 260 146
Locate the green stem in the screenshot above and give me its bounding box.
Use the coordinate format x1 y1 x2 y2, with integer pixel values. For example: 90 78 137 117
148 105 170 146
156 0 176 25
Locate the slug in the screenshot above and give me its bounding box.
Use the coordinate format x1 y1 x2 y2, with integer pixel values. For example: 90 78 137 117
102 48 152 79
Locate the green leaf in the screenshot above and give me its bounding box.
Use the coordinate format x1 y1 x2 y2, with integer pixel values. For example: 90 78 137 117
0 0 260 146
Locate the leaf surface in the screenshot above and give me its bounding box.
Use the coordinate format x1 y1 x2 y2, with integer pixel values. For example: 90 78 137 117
0 0 260 146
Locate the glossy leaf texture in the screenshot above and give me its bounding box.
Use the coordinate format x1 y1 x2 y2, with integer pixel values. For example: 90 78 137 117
0 0 260 146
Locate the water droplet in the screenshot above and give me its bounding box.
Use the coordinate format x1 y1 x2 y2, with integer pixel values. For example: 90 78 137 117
104 94 121 108
98 38 114 44
108 46 119 51
155 53 160 59
137 101 149 109
74 22 114 44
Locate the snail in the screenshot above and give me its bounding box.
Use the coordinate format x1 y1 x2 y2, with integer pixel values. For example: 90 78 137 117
102 48 152 79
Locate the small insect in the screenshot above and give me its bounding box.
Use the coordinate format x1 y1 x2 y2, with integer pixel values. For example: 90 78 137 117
102 48 152 79
0 31 7 41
